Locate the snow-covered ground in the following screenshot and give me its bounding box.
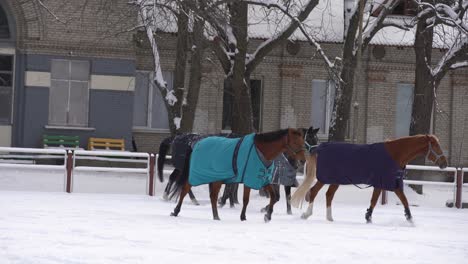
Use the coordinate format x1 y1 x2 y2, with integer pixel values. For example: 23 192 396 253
1 167 468 264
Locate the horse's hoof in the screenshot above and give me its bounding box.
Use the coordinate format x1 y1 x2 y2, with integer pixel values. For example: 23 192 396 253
264 215 271 223
260 207 267 213
213 216 221 220
287 210 292 215
192 200 200 206
170 212 178 217
163 193 169 201
230 204 235 208
326 216 334 222
301 213 309 220
241 217 246 221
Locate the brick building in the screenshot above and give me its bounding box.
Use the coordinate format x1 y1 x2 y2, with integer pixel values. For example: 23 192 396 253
1 0 468 167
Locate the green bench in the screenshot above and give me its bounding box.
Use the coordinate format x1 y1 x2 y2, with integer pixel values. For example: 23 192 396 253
43 135 80 149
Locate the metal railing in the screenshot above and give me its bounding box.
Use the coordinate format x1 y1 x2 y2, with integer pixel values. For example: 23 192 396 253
0 146 465 206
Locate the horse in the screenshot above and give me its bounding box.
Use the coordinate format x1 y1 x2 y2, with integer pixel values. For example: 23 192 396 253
158 133 239 205
261 127 319 215
291 134 448 223
169 128 307 222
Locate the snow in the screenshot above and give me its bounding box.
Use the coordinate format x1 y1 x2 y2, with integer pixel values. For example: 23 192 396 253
1 167 468 264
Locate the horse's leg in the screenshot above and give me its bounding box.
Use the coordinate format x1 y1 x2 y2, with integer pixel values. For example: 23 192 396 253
261 184 279 213
232 183 239 205
170 183 191 217
264 184 277 222
163 170 178 200
301 181 324 219
394 187 412 222
209 181 223 220
188 189 200 205
325 184 339 221
365 188 381 223
285 186 292 215
240 186 251 221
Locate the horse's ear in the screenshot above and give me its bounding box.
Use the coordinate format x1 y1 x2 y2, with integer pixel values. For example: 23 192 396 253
312 128 320 134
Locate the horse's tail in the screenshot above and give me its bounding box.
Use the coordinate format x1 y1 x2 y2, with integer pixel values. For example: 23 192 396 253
169 148 192 200
291 154 317 208
157 136 174 183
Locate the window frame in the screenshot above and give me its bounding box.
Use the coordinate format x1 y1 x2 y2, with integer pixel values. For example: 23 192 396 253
0 52 14 126
49 59 90 127
395 82 415 137
311 79 335 137
132 70 172 132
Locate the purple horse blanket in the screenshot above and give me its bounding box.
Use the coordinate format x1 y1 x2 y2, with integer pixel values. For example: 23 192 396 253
316 142 405 191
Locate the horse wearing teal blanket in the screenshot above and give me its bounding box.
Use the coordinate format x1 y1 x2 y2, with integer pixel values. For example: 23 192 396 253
170 128 307 222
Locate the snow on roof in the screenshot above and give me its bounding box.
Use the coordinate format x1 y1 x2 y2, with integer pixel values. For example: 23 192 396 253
247 0 344 43
150 0 460 48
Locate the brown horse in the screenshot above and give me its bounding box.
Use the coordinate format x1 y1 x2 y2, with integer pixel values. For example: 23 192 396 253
291 134 448 223
170 128 307 222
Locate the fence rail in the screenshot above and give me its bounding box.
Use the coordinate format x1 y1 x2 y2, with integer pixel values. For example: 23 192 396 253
0 146 466 207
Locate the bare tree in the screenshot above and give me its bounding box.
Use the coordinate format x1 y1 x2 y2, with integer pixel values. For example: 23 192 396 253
131 0 209 135
329 0 408 141
411 0 468 138
186 0 320 134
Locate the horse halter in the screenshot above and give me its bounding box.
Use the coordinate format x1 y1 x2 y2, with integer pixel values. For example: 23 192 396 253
304 129 319 153
426 140 445 163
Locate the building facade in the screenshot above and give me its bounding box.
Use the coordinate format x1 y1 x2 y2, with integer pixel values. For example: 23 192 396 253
1 0 468 168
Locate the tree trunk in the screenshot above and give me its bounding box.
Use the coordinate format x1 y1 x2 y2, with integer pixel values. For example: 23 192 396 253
168 5 189 135
180 6 206 133
328 0 363 142
229 2 253 135
409 5 434 194
410 11 434 136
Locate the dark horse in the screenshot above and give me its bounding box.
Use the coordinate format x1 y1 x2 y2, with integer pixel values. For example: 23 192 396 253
170 128 307 222
291 134 448 223
262 127 319 215
158 133 239 205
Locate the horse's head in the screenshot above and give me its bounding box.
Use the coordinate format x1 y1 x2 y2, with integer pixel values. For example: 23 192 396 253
425 135 448 169
284 128 307 161
302 126 320 153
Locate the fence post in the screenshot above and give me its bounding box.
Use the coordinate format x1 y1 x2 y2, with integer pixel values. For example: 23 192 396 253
148 153 156 196
456 169 463 209
381 190 387 205
66 150 73 193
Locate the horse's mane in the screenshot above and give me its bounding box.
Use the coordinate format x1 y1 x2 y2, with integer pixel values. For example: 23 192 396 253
254 129 289 142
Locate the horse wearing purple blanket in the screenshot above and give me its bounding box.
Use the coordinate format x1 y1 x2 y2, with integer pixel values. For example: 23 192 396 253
291 135 448 223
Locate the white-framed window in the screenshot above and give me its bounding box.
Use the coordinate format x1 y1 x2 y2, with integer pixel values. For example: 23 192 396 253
311 79 335 136
222 79 263 132
133 71 172 130
49 59 90 127
395 83 414 137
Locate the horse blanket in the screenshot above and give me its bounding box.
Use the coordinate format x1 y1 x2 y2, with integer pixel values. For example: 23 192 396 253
316 142 405 191
171 133 240 170
271 153 298 187
172 134 205 170
189 133 275 190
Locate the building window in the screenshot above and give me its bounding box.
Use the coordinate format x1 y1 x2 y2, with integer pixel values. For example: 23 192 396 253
222 79 262 132
0 5 10 39
311 79 335 135
0 55 13 125
49 59 90 127
395 83 414 137
133 71 172 130
392 0 417 16
371 0 417 17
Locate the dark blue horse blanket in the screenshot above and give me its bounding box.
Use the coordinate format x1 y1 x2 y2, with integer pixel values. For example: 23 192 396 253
316 142 405 191
189 133 275 190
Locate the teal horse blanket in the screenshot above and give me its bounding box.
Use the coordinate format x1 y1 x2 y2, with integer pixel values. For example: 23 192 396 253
188 133 275 190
